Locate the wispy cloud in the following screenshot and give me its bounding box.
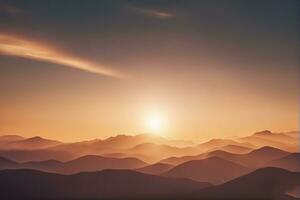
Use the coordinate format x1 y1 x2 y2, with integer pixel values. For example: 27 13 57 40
0 34 125 78
128 6 174 19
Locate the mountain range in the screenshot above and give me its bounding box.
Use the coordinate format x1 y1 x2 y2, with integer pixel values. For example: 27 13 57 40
0 130 297 163
0 167 298 199
0 130 298 199
0 154 147 174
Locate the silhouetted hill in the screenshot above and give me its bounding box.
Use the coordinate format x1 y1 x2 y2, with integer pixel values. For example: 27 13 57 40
0 135 24 143
136 163 174 175
101 152 153 162
254 130 295 143
0 156 19 169
238 130 299 152
161 146 290 167
208 146 290 167
0 169 210 199
283 131 299 139
277 194 300 200
238 146 290 166
0 154 148 174
0 136 62 150
22 160 63 172
1 131 296 165
267 153 300 172
51 134 195 157
286 185 300 199
164 157 251 184
126 142 198 163
195 167 300 199
0 166 299 199
197 138 254 152
61 155 147 174
160 150 237 165
0 149 76 162
215 144 253 154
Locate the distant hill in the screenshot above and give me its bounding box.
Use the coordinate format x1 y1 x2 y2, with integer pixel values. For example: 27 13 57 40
0 130 297 171
101 152 153 163
136 163 174 175
61 155 147 174
197 138 255 152
0 157 19 169
1 167 298 199
237 130 299 152
0 169 210 199
1 146 293 176
125 142 198 163
283 131 299 139
0 136 62 150
235 146 291 167
195 167 300 199
0 155 148 174
0 130 298 199
161 146 290 167
214 144 253 154
0 149 76 162
266 153 300 172
51 134 197 162
163 157 251 184
0 135 24 143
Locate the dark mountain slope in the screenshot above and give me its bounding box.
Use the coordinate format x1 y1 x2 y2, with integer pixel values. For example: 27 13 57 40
0 169 210 199
136 163 174 175
266 153 300 172
164 157 251 184
196 167 300 199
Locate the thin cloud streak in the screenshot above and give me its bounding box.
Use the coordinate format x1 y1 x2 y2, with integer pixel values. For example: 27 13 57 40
128 6 174 19
0 34 125 78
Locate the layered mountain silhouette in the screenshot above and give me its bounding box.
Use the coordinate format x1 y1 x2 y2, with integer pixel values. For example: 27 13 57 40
0 156 18 169
60 155 147 174
1 146 295 183
195 167 300 199
0 130 298 199
0 167 298 199
163 157 251 184
0 169 210 199
0 136 61 150
212 144 253 154
0 149 76 162
0 155 147 174
266 153 300 172
197 138 255 152
0 130 297 164
0 135 24 143
136 163 174 175
161 146 290 167
237 130 299 152
125 142 198 162
51 134 195 156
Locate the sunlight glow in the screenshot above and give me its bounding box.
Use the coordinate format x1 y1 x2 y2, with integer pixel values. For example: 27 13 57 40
146 114 165 134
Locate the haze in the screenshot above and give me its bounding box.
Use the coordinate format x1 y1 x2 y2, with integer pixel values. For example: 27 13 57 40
0 0 298 142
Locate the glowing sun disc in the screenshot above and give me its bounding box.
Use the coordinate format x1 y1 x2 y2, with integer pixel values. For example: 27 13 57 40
146 115 164 134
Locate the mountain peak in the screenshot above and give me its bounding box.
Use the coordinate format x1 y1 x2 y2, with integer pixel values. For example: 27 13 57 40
0 135 24 141
28 136 43 141
250 146 288 154
254 130 272 136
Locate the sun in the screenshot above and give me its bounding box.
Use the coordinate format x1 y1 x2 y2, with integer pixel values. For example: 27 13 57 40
146 114 165 134
148 117 162 132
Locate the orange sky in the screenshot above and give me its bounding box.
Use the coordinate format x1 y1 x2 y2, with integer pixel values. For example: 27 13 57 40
0 1 298 142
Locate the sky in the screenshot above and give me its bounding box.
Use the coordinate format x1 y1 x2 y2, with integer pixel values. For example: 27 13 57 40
0 0 299 142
